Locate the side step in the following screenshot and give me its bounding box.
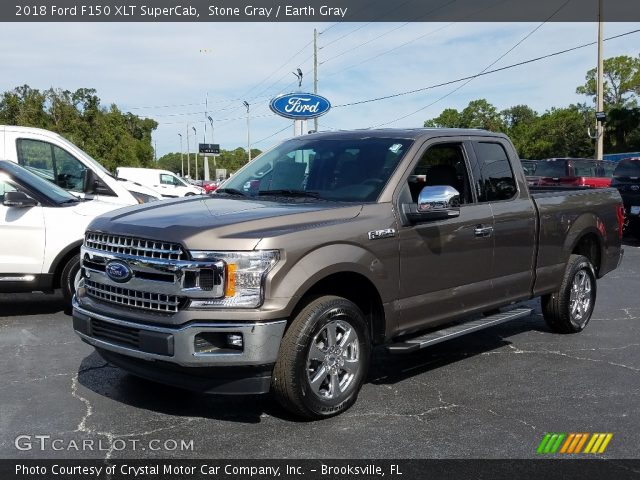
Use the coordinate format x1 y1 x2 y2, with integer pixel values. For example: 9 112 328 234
386 307 533 354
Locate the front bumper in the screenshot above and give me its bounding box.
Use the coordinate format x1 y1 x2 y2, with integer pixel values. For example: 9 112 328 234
72 298 287 393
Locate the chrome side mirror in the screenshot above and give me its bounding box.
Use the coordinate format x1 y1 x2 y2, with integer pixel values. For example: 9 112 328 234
403 185 461 224
418 185 460 213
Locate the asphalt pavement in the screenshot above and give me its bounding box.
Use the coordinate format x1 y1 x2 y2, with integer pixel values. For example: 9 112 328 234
1 240 639 460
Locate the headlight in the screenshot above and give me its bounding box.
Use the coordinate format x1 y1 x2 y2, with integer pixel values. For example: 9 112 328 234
188 250 279 308
130 191 158 204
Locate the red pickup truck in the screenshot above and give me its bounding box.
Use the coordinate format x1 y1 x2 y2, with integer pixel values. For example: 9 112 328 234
528 158 616 188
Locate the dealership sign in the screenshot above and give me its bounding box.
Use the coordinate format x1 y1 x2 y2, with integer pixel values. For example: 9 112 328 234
269 93 331 120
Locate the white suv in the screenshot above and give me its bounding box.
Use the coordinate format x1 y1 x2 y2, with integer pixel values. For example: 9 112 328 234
0 160 121 305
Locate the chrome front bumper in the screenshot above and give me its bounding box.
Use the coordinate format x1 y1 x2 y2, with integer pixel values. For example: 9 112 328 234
72 298 286 367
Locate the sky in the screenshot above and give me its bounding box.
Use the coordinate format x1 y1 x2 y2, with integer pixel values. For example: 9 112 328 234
0 21 639 157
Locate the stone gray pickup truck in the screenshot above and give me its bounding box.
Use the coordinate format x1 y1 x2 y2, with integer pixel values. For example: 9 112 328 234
73 129 625 419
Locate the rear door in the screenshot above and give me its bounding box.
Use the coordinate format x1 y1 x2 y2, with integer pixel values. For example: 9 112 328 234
469 138 536 304
397 138 495 333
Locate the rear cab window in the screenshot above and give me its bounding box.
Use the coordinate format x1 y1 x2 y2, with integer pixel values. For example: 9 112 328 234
471 141 518 202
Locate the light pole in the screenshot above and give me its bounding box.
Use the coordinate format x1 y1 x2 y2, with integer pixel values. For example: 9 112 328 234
243 101 251 162
186 125 191 178
192 126 198 181
596 0 605 160
178 133 184 177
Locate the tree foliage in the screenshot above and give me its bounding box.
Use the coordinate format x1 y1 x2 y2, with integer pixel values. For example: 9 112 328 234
576 55 640 108
0 85 157 171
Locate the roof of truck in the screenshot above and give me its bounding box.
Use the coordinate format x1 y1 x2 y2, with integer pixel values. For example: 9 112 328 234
301 127 508 141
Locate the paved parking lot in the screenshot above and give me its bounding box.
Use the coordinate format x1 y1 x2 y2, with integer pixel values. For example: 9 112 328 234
1 241 639 460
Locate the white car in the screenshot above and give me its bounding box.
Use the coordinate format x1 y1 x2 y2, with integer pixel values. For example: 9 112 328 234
0 125 161 205
0 160 122 305
116 167 204 197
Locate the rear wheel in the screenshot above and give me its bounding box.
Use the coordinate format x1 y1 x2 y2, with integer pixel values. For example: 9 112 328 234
542 254 597 333
272 295 370 419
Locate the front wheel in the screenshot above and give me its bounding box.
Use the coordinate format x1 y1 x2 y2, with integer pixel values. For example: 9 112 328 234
60 253 81 307
272 295 371 419
542 254 597 333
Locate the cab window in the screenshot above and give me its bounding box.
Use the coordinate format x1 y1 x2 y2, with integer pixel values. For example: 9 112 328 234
16 139 87 192
160 173 180 186
472 142 517 202
407 143 473 204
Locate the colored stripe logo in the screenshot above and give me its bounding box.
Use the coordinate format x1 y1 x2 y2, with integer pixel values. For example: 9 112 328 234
537 433 613 454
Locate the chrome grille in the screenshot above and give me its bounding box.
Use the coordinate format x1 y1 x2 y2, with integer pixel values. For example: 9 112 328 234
85 279 182 313
85 232 185 260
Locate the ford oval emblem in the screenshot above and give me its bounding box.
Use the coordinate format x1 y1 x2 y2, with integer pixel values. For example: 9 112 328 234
105 260 133 283
269 93 331 120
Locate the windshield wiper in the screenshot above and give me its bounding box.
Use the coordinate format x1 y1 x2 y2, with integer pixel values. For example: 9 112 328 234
215 188 249 197
258 189 321 198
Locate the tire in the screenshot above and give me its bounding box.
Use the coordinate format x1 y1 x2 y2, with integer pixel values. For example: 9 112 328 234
60 253 81 307
541 254 597 333
185 192 196 197
272 295 371 419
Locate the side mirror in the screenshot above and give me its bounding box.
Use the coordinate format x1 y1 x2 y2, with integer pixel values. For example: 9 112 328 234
3 191 38 208
82 169 110 195
403 185 461 223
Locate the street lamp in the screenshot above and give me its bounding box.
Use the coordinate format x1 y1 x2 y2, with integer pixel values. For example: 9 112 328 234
192 126 198 181
243 101 251 163
186 125 191 178
207 115 214 144
178 133 184 177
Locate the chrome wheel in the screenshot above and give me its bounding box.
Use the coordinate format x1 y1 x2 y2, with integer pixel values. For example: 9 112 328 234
306 317 360 400
569 269 592 324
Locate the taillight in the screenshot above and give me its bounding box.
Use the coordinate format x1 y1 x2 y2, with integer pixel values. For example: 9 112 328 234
616 203 625 239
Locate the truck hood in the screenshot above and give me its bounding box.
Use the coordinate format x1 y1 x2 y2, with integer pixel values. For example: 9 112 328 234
88 196 362 251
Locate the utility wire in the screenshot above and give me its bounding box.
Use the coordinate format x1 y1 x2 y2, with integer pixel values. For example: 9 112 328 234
332 28 640 110
372 0 572 127
254 124 292 144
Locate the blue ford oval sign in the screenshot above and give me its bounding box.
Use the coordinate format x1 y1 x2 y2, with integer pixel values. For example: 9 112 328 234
269 93 331 120
105 260 133 283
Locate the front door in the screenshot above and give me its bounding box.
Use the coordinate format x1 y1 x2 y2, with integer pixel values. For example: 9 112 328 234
397 140 494 335
0 178 45 275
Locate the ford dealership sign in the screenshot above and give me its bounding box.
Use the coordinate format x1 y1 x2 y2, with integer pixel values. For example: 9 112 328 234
269 93 331 120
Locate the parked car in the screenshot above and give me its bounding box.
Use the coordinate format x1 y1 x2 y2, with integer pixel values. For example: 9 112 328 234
116 168 204 197
521 159 538 176
530 157 615 188
0 160 121 304
0 125 161 205
611 157 640 239
201 180 219 194
73 129 624 419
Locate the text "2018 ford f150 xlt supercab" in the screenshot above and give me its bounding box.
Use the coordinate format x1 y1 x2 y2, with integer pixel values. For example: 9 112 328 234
73 129 624 419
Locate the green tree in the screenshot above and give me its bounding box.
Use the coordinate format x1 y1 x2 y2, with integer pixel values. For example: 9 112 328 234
576 55 640 107
424 99 505 132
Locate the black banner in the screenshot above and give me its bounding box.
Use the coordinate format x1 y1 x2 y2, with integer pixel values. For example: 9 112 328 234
3 460 640 480
4 0 640 22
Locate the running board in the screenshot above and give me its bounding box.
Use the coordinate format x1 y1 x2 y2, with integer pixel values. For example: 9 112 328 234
386 307 533 354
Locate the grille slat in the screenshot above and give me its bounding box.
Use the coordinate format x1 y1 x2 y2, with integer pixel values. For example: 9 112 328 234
85 279 181 313
85 232 185 261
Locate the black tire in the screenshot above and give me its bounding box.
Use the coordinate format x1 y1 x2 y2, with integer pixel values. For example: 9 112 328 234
185 192 196 196
272 295 371 419
541 254 597 333
60 253 81 307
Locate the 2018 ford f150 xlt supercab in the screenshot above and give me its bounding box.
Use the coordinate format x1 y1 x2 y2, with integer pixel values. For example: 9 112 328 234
72 129 625 419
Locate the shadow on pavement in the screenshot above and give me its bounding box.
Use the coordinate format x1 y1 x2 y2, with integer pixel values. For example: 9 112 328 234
76 303 548 423
0 291 66 316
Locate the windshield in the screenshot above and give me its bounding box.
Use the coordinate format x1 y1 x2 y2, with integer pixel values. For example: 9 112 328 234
521 160 537 176
614 159 640 177
0 160 79 204
535 159 568 177
220 136 413 202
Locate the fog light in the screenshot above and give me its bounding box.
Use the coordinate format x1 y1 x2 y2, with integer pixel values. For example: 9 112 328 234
227 333 243 349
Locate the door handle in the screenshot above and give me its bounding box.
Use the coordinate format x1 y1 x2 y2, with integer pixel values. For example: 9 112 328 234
474 225 494 238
